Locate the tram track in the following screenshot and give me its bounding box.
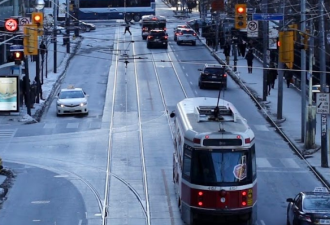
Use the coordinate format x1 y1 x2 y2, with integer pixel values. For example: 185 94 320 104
102 27 151 225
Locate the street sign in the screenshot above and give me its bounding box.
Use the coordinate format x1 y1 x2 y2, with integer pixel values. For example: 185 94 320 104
5 18 19 32
19 17 31 32
247 20 258 38
252 13 284 21
10 45 24 52
316 93 330 114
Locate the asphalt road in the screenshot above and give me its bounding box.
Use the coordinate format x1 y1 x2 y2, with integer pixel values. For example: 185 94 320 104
0 2 326 225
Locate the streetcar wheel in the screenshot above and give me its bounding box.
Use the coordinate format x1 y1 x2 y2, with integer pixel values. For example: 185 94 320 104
133 14 141 22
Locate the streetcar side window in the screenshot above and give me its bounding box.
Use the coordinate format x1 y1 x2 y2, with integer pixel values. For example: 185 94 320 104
183 146 192 179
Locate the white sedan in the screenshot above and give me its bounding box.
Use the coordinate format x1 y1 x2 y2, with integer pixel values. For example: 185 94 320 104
56 86 89 116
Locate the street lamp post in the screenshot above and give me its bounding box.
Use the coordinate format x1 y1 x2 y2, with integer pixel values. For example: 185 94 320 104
34 0 45 104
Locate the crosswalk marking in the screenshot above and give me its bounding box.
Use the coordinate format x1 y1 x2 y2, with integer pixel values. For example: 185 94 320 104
257 157 301 169
43 123 56 129
0 129 16 141
254 125 270 131
256 158 272 168
66 123 79 129
281 158 300 168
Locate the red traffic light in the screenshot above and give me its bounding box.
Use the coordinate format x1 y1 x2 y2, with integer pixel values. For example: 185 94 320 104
34 15 41 22
237 7 245 13
14 52 22 59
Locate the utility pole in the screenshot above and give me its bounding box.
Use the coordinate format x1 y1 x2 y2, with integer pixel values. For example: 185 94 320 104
305 20 316 149
277 0 285 120
53 0 57 73
319 0 328 168
300 0 307 143
66 0 70 53
262 0 268 101
215 12 220 52
13 0 19 16
24 57 31 116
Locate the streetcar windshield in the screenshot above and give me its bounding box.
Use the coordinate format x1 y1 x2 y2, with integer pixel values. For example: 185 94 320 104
190 150 251 185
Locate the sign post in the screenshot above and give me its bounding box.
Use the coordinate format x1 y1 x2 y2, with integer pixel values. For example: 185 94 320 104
316 93 329 167
247 20 258 38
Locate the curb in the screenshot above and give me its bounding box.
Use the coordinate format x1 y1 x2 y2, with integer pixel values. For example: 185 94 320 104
28 37 84 123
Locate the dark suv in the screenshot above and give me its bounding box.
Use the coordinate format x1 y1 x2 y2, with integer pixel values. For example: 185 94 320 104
198 64 227 89
147 30 168 49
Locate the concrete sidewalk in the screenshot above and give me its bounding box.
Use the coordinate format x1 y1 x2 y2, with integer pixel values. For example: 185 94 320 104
0 36 82 125
198 36 330 187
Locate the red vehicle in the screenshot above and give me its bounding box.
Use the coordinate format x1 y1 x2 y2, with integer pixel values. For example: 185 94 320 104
170 97 257 225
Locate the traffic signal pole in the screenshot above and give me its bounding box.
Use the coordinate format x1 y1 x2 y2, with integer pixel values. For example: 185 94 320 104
66 0 70 53
24 57 31 116
300 0 307 143
53 0 57 73
261 0 268 101
319 0 328 168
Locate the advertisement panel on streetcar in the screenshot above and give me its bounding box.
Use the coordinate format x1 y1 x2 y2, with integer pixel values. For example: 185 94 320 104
170 97 257 225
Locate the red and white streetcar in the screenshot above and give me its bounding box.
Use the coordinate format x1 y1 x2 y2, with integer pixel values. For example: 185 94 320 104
170 97 257 225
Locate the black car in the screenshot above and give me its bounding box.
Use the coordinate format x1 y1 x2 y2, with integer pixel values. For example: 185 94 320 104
287 188 330 225
147 30 168 49
198 64 227 89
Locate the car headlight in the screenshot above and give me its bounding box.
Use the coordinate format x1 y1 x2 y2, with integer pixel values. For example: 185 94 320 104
57 103 64 107
80 102 87 106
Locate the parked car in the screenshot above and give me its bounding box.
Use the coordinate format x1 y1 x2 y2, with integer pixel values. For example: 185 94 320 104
176 28 197 46
59 21 96 32
147 30 168 49
198 64 228 89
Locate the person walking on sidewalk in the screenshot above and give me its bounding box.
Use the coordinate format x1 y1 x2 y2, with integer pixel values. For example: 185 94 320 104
284 66 294 88
269 62 278 89
124 22 132 35
223 42 231 65
239 40 247 57
267 63 278 95
245 49 254 73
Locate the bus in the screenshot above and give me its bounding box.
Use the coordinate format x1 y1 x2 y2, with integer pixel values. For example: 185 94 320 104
170 97 257 225
77 0 156 21
140 15 166 40
43 0 155 22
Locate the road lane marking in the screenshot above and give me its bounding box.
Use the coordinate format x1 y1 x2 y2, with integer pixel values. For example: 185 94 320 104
78 219 82 225
67 123 79 129
256 158 272 168
258 170 308 173
185 73 188 77
254 125 269 131
31 201 50 204
54 174 69 178
281 158 300 168
260 220 266 225
43 123 56 129
182 66 185 69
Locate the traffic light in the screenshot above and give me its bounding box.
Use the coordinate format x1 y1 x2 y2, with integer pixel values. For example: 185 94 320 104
288 24 298 41
279 31 294 63
235 4 247 29
13 51 24 65
31 12 43 26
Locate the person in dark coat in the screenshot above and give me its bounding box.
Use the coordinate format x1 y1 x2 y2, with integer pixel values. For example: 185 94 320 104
284 66 294 88
245 49 254 73
124 22 132 35
267 62 278 95
239 40 247 57
223 42 231 65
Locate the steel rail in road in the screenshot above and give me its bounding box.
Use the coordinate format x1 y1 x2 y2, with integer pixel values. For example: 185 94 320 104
102 27 151 225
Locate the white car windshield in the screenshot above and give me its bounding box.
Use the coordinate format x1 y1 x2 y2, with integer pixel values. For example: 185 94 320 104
59 91 85 99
